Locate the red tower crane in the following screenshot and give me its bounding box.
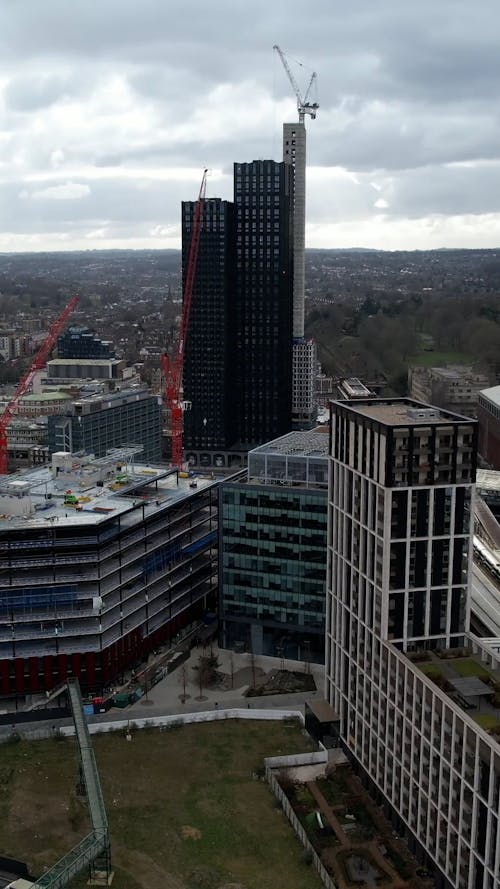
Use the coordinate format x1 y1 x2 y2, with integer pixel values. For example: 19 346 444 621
0 294 79 475
161 169 208 468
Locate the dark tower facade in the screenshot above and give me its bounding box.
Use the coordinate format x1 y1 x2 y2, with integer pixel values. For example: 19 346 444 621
182 198 235 456
233 160 293 449
57 326 115 359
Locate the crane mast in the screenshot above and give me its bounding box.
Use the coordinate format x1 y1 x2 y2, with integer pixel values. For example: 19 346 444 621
161 169 208 468
273 44 319 123
0 294 79 475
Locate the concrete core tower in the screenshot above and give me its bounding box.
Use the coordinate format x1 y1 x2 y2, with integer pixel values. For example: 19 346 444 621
284 122 317 429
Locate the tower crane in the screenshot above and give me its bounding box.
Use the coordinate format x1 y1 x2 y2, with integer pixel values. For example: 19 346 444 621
161 169 208 469
0 294 79 475
273 44 319 123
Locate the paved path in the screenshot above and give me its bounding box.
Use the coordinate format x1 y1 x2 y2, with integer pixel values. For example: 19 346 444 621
1 646 325 737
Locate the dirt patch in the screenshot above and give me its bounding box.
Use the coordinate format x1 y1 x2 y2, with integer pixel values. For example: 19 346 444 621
181 825 202 840
115 845 186 889
246 669 316 697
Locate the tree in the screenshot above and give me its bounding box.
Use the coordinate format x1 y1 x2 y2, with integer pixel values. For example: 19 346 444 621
192 654 220 700
178 664 190 703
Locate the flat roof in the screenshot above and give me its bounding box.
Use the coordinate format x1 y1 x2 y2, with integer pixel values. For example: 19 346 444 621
20 391 72 401
333 398 474 426
477 469 500 493
249 430 329 458
47 358 123 366
306 699 340 723
480 386 500 408
0 462 217 530
451 677 492 698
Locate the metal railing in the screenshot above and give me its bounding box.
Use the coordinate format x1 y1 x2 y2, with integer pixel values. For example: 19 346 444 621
30 678 111 889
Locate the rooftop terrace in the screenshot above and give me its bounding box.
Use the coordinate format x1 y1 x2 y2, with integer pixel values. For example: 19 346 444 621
408 642 500 741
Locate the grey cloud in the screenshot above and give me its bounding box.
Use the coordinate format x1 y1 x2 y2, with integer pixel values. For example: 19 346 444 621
3 72 90 111
386 162 500 219
1 0 500 249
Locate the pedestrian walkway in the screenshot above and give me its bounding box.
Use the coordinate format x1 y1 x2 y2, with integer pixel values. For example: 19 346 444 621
124 644 324 719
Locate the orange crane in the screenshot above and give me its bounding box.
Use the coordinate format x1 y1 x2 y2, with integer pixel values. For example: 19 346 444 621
161 169 208 468
0 294 79 475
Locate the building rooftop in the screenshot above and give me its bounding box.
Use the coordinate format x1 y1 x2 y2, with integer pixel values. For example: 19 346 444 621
0 452 217 530
249 430 329 458
47 358 124 367
20 391 72 402
335 398 474 426
247 430 329 488
480 386 500 408
477 469 500 494
408 644 500 745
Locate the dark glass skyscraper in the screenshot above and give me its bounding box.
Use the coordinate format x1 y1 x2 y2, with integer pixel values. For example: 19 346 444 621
181 160 293 467
233 160 293 449
182 198 234 455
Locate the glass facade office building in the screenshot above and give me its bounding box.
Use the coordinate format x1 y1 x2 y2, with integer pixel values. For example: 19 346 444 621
220 431 328 663
57 326 115 360
48 389 162 463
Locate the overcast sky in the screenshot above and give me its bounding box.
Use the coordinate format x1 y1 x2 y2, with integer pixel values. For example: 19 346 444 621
1 0 500 252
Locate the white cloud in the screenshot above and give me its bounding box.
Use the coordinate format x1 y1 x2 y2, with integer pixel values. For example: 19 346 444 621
20 182 91 200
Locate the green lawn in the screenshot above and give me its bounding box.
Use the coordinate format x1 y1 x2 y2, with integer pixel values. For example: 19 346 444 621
2 721 321 889
472 714 500 731
409 351 470 367
419 663 445 678
450 659 491 679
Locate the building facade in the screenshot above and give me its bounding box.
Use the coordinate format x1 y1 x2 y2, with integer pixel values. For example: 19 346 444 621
0 453 221 700
325 398 500 888
292 338 317 429
409 365 491 418
478 387 500 470
220 430 328 663
283 122 317 430
57 326 115 360
182 198 235 457
48 389 162 463
233 159 293 449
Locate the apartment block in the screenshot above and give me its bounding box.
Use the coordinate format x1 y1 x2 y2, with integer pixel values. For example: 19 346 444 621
478 386 500 470
325 398 500 887
409 365 490 418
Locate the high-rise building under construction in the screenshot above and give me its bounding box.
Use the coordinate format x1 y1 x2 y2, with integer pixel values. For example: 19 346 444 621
283 122 317 430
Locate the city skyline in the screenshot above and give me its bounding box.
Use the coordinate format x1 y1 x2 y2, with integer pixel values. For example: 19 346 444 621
1 0 500 253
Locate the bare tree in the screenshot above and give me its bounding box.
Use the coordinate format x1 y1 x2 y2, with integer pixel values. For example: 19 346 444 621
249 648 257 688
178 664 190 703
229 651 235 689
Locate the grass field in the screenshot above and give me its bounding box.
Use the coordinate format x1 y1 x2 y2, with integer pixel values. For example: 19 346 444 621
472 714 500 731
450 659 491 679
2 720 321 889
409 351 470 367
